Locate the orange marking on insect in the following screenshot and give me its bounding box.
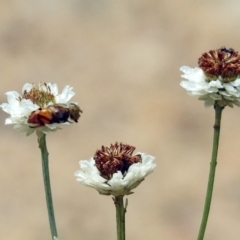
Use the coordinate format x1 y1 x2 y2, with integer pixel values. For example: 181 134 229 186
27 103 82 127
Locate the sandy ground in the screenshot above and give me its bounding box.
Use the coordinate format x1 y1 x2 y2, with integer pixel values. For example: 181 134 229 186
1 1 240 239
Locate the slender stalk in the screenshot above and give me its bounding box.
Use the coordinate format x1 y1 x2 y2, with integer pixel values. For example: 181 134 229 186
38 134 58 240
197 103 223 240
114 196 127 240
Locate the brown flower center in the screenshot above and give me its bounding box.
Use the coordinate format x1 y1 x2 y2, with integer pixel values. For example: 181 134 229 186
18 83 56 108
198 47 240 83
94 142 142 180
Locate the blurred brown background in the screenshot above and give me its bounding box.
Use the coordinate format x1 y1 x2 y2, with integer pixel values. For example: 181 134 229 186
1 1 240 239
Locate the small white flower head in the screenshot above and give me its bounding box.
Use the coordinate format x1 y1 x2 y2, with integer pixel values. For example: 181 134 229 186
0 83 82 137
180 47 240 108
75 142 156 196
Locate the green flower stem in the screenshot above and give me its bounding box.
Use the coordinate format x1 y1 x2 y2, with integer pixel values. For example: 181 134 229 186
197 103 223 240
114 196 127 240
38 134 58 240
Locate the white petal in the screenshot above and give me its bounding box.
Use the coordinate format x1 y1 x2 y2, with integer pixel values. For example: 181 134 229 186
5 91 20 105
22 83 33 93
75 159 111 194
56 85 75 103
208 80 223 88
224 83 236 92
231 78 240 87
47 83 58 96
180 81 207 94
5 117 14 124
180 66 205 83
108 172 126 189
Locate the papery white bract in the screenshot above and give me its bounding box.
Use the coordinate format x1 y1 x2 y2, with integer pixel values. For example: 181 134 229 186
180 66 240 107
75 152 156 196
0 83 77 136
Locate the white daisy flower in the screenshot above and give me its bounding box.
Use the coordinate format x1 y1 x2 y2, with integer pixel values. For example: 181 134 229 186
75 143 156 196
0 83 82 137
180 47 240 107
